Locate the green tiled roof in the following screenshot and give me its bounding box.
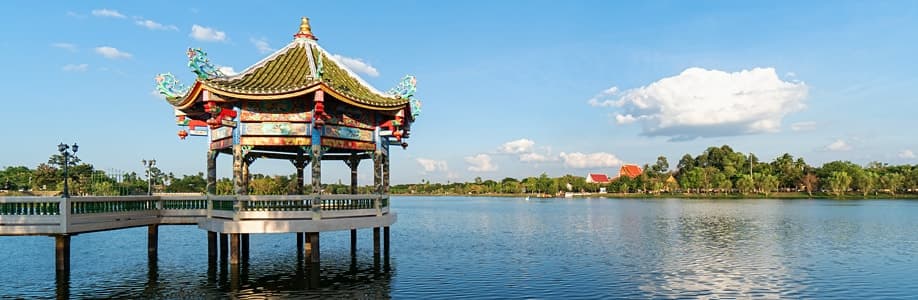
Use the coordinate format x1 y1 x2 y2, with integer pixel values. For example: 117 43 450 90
203 44 316 95
313 46 408 108
198 41 408 109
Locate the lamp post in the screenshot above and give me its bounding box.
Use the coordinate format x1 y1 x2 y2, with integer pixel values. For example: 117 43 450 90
142 159 156 196
58 143 78 198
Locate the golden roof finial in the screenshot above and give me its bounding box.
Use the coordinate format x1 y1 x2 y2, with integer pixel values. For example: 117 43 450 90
294 17 317 40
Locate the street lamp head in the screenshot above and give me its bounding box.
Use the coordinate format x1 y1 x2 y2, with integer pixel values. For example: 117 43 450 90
151 159 156 166
58 143 68 153
142 159 147 165
71 143 78 153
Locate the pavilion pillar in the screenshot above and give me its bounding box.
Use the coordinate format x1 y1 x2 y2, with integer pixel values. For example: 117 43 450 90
383 148 390 195
232 145 245 196
242 158 251 195
292 150 308 195
373 147 382 216
346 153 360 194
206 150 218 195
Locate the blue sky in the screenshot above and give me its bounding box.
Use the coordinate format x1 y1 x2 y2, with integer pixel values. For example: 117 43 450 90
1 1 916 184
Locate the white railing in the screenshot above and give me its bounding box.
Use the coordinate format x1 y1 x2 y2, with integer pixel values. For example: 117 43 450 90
0 194 390 235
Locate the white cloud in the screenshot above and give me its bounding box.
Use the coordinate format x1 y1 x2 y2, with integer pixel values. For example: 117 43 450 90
559 152 623 169
416 158 448 173
52 43 77 52
190 24 227 42
91 9 126 18
465 154 497 172
135 18 178 31
790 121 817 132
61 64 89 72
94 46 132 59
331 54 380 77
591 67 808 141
898 150 915 159
250 37 273 54
497 138 535 154
824 139 852 151
587 86 620 107
218 66 236 76
520 152 552 162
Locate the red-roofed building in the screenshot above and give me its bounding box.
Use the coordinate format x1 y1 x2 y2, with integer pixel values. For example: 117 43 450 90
586 173 610 184
619 164 643 179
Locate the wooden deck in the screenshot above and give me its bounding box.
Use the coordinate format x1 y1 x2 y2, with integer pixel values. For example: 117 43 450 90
0 194 394 236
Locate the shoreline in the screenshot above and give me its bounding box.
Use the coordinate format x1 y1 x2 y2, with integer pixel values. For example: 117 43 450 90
391 191 918 200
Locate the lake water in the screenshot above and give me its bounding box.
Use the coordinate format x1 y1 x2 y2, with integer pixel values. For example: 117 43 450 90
1 197 917 299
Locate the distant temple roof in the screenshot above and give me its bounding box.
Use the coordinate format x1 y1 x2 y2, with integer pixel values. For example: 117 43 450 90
619 164 643 179
587 173 610 183
160 17 411 113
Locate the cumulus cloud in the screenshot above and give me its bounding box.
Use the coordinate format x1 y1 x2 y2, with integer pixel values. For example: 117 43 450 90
898 150 915 159
824 139 851 151
91 9 125 18
465 154 497 172
250 37 273 54
190 24 227 42
559 152 623 169
498 139 535 154
416 158 449 173
590 67 808 141
790 121 817 132
94 46 132 59
61 64 89 72
331 54 380 77
52 43 77 52
520 152 553 162
135 18 178 31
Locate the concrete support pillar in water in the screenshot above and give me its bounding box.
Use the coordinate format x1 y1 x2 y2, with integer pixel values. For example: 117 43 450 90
219 233 228 262
307 232 320 264
384 226 390 260
373 227 380 258
241 233 250 263
350 229 357 258
55 235 70 276
147 225 158 260
230 233 240 265
207 231 217 262
296 233 304 257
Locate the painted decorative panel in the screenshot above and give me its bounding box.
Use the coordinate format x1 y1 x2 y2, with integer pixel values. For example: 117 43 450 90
240 122 310 136
322 138 375 151
326 101 376 129
210 138 233 150
241 100 311 122
239 136 312 146
211 127 233 141
322 125 373 142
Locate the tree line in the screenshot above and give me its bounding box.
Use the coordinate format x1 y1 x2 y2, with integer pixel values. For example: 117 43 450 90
392 145 918 197
4 144 918 197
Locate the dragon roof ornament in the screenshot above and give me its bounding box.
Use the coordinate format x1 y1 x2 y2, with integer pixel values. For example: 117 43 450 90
154 73 189 99
187 48 224 79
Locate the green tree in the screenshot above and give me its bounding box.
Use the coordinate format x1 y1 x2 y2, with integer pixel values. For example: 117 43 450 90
880 173 904 195
800 173 818 196
852 170 879 196
827 171 852 197
736 175 755 195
